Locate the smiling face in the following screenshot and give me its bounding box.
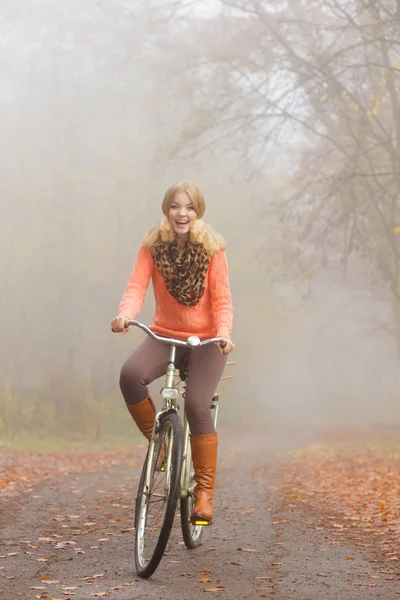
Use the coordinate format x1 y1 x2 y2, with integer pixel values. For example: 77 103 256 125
168 191 197 240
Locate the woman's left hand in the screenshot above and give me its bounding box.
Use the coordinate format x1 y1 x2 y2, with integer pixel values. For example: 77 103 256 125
216 337 235 355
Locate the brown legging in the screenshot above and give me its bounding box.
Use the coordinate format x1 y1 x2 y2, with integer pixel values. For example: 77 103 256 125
119 337 227 435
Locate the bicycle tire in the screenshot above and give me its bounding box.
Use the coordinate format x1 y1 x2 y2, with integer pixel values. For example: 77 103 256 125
134 411 183 578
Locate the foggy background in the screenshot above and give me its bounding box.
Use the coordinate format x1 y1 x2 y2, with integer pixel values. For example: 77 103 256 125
2 0 400 445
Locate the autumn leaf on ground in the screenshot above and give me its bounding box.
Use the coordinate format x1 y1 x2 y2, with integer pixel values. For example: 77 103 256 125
198 578 213 583
0 447 143 494
31 587 46 590
274 429 400 552
199 568 213 573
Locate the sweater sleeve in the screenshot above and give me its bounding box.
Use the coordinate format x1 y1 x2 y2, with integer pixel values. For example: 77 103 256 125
118 243 155 320
208 250 233 339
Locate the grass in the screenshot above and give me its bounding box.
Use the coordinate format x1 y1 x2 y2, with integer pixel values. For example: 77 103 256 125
0 431 144 453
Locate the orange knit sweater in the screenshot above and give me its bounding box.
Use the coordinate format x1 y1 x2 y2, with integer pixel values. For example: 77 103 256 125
119 243 233 340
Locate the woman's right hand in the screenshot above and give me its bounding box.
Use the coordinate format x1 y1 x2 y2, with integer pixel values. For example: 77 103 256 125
111 315 128 333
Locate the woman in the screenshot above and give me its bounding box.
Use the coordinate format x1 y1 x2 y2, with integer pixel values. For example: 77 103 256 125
111 180 234 524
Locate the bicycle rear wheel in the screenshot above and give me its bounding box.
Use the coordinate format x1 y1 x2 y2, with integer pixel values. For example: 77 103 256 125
134 411 183 578
180 470 203 549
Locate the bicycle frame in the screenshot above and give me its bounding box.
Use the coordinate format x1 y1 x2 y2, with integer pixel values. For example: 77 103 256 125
125 320 226 499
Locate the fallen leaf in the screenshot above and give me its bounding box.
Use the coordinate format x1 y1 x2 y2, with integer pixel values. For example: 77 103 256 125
237 547 257 552
204 587 225 592
199 568 213 573
198 578 213 583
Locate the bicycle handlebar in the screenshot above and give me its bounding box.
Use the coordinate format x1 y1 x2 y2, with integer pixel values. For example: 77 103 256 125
121 319 227 349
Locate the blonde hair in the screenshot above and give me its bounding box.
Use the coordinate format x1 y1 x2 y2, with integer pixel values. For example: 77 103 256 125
144 180 226 256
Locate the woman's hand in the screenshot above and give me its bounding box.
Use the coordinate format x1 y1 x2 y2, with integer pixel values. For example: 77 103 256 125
216 337 235 355
111 315 128 333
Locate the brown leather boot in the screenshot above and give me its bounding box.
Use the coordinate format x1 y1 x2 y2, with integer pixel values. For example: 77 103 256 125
190 433 218 524
125 396 156 441
126 397 165 470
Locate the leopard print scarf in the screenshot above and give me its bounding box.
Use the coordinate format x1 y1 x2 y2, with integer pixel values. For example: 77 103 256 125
151 241 210 307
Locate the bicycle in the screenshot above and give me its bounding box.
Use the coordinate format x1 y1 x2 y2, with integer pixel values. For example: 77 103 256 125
124 320 234 579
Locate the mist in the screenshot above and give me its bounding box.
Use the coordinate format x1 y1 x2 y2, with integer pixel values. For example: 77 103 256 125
2 0 399 446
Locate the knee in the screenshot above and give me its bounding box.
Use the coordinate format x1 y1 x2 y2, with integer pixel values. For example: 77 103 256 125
119 360 143 397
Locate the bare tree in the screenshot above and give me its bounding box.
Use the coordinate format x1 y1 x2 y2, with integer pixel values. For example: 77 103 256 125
150 0 400 344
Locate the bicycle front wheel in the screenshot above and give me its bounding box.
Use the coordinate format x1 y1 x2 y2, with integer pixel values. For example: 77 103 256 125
134 411 183 579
